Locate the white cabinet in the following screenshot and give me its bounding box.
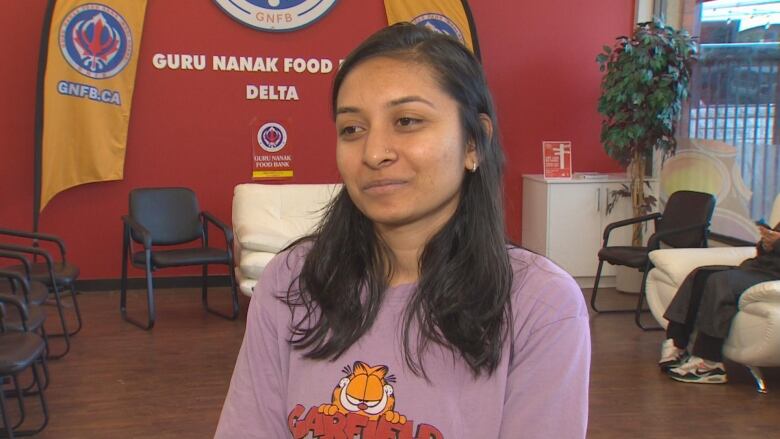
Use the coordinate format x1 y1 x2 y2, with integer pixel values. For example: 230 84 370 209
521 174 656 285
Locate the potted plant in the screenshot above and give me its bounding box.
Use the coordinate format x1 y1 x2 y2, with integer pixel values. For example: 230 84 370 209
597 18 697 246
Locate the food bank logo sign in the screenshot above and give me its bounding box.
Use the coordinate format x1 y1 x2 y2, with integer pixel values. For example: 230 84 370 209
214 0 338 32
59 4 132 79
258 122 287 152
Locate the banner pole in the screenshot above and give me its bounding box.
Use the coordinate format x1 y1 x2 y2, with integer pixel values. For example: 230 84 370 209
460 0 481 61
33 0 57 232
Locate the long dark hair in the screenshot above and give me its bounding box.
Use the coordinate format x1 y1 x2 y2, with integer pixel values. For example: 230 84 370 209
284 23 513 377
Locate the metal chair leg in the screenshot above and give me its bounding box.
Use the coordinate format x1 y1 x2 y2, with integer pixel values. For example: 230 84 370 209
120 231 129 320
0 377 14 439
44 282 82 338
10 376 24 430
5 361 50 437
203 265 240 321
748 366 767 394
634 270 662 331
43 283 71 360
14 352 48 398
16 328 49 396
63 283 82 337
201 264 208 308
591 259 636 313
120 248 155 330
590 260 606 311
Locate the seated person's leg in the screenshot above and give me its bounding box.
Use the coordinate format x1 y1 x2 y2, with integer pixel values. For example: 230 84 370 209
667 268 774 384
694 268 775 345
659 267 729 370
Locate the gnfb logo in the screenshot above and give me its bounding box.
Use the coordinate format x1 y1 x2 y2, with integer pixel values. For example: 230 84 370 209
59 4 132 79
412 13 465 45
213 0 338 32
258 122 288 152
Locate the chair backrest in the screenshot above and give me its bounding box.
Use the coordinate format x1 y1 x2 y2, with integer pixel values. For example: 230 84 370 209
655 190 716 248
129 188 203 245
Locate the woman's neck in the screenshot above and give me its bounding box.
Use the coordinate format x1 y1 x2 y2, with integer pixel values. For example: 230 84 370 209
385 245 420 287
376 220 447 287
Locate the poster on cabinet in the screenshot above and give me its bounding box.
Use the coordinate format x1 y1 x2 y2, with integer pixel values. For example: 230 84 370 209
542 141 572 179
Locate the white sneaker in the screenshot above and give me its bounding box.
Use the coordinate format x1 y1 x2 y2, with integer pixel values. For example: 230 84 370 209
658 338 688 371
667 355 727 384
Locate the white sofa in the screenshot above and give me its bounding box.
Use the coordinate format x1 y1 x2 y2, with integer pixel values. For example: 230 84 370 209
231 183 342 296
645 196 780 392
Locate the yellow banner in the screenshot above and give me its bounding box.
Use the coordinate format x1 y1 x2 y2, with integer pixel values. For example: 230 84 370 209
40 0 147 210
384 0 477 54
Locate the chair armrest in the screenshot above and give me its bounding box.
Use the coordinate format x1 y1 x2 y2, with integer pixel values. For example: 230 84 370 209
201 211 234 244
0 294 28 318
739 281 780 308
0 243 56 270
0 227 68 261
122 215 152 248
0 292 30 330
603 212 661 243
709 232 755 247
0 250 31 278
648 247 757 285
0 271 30 321
646 222 709 250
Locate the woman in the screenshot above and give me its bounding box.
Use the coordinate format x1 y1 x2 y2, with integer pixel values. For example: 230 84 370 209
659 222 780 384
216 23 590 438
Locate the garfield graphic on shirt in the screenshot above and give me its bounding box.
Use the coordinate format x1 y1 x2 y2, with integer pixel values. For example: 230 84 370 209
287 361 444 438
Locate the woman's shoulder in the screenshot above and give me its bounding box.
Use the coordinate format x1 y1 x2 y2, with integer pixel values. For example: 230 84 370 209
505 246 588 325
505 245 575 283
263 240 314 282
251 241 313 307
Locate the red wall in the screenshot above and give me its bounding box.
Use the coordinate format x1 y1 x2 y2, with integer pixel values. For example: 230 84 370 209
0 1 631 280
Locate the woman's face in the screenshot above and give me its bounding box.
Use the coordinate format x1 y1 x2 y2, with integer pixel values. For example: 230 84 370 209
335 56 476 235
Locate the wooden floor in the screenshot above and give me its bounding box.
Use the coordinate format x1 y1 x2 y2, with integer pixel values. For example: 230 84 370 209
6 286 779 438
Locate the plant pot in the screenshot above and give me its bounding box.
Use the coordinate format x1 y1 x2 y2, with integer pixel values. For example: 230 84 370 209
615 265 644 294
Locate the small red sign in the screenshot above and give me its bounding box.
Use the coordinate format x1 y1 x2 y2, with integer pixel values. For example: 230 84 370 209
543 141 572 179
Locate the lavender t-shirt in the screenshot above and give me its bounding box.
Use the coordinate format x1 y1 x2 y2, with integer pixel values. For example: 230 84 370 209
216 246 590 439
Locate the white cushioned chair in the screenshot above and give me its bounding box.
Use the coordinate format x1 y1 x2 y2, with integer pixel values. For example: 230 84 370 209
645 194 780 392
231 183 341 296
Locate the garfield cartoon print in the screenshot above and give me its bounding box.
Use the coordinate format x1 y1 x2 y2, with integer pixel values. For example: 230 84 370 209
319 362 405 423
287 361 443 439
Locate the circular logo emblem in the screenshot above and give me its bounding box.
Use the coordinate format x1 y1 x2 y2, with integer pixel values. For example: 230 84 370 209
411 13 465 45
59 3 132 79
258 122 288 152
213 0 338 32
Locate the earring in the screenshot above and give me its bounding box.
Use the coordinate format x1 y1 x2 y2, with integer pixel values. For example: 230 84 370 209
471 162 478 172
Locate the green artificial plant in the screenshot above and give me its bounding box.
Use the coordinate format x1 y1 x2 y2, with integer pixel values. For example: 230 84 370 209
597 19 697 245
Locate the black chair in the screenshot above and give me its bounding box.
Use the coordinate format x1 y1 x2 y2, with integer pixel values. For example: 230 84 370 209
0 267 47 355
0 294 49 438
0 269 50 394
0 229 82 358
120 187 240 330
0 253 48 312
590 190 716 329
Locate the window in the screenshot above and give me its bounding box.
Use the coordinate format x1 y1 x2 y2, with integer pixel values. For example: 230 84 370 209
662 0 780 222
